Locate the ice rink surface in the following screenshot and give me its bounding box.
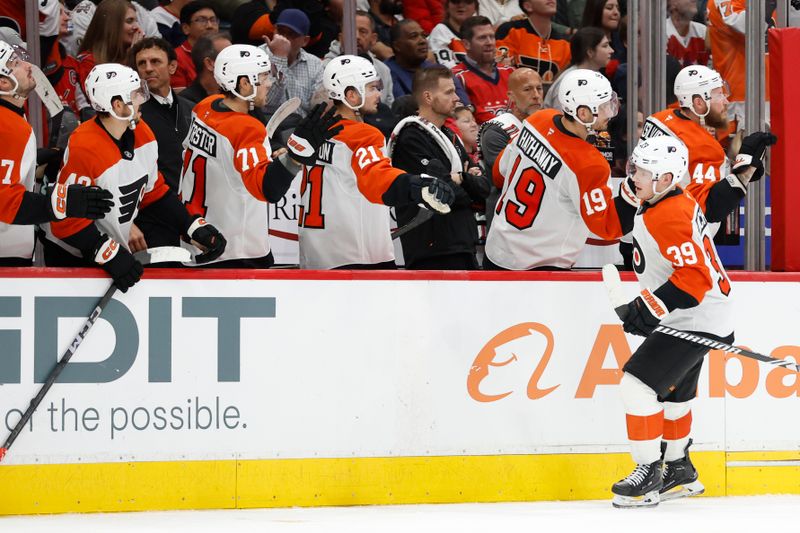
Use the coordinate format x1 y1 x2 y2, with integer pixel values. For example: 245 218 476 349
2 496 797 533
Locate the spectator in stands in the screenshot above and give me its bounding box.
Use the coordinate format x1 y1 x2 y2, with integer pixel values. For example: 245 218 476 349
496 0 571 87
580 0 623 79
262 8 324 117
453 16 515 124
478 0 524 26
172 1 219 91
66 0 159 58
667 0 711 67
707 0 754 130
230 0 274 46
151 0 192 46
404 0 444 34
385 19 472 104
552 0 585 36
128 37 193 250
180 32 232 105
76 0 144 94
368 0 403 60
429 0 477 69
454 104 480 163
323 10 395 106
544 26 613 109
391 66 490 270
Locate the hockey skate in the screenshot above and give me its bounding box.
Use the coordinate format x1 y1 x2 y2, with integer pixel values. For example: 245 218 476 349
660 439 705 501
611 460 663 508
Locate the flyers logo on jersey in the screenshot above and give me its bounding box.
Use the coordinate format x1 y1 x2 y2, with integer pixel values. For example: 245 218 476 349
118 176 147 224
516 128 562 179
188 121 218 157
468 322 559 402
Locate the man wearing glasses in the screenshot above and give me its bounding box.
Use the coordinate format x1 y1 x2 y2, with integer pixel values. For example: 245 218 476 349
173 1 220 91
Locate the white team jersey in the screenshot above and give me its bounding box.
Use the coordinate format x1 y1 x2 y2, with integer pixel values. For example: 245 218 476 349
0 108 37 259
180 95 274 265
485 109 625 270
298 119 405 269
632 188 733 337
429 23 466 69
45 119 167 257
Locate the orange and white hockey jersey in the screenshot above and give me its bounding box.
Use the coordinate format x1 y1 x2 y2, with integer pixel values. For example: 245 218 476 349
640 108 728 222
429 22 467 70
495 20 570 85
0 102 37 259
180 95 274 264
298 119 405 269
485 109 626 270
632 188 733 337
45 118 171 256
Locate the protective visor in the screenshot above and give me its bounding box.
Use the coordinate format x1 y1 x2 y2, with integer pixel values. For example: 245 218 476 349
597 92 620 120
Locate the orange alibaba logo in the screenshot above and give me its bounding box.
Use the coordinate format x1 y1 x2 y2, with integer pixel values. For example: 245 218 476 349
467 322 559 402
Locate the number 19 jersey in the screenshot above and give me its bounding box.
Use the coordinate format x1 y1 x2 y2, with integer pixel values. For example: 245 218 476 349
485 109 625 270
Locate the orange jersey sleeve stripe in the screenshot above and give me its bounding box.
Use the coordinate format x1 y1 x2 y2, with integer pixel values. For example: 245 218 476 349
642 193 713 303
0 184 26 224
663 411 692 440
626 411 665 441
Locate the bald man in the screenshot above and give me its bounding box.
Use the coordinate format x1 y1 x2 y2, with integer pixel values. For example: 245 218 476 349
478 68 543 228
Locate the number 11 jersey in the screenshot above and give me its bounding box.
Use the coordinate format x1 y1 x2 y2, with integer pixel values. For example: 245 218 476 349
485 109 626 270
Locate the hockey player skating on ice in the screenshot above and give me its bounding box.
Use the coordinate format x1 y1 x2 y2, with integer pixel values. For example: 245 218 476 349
610 135 735 508
0 41 113 265
298 55 456 269
181 44 344 267
43 63 226 290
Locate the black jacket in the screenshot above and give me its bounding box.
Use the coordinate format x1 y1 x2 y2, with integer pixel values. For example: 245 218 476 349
139 92 193 190
391 122 491 266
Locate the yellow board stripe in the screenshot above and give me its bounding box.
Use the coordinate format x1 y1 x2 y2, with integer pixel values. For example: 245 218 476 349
0 451 797 516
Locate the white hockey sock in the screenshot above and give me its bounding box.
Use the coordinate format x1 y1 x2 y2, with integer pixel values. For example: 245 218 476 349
663 401 692 461
619 373 663 464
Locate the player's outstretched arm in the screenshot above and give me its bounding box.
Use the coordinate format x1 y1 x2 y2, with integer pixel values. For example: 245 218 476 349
704 131 777 223
8 185 113 225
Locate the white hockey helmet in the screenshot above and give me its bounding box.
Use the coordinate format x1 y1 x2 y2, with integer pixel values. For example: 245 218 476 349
323 54 379 110
674 65 726 117
628 135 689 200
84 63 149 126
557 68 618 129
0 40 29 98
214 44 271 102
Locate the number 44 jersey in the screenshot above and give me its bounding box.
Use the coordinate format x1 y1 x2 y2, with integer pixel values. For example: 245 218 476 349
485 109 629 270
632 188 733 338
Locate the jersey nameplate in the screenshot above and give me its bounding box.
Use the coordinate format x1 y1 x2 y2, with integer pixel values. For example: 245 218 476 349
316 140 335 165
516 128 562 179
640 120 671 140
187 121 217 157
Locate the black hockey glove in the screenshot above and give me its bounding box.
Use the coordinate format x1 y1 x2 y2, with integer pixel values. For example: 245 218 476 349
94 236 143 293
286 103 343 166
622 290 669 337
409 175 456 214
186 216 227 264
49 184 114 221
732 132 777 182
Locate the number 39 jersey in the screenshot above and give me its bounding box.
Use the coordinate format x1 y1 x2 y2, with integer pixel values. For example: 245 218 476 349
298 119 405 270
632 188 733 337
180 95 274 264
485 109 625 270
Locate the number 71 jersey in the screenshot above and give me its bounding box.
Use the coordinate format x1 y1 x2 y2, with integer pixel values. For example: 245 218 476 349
632 188 733 338
485 108 625 270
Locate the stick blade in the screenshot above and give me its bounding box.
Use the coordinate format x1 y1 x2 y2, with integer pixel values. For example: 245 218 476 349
134 246 192 266
601 264 630 320
266 97 301 139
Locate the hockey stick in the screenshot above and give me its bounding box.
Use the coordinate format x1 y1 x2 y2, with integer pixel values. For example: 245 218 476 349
266 97 301 140
601 264 800 373
391 208 434 240
0 247 191 463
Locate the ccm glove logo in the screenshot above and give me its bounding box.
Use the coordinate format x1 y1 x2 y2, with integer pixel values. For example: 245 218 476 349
94 237 120 265
51 184 69 220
